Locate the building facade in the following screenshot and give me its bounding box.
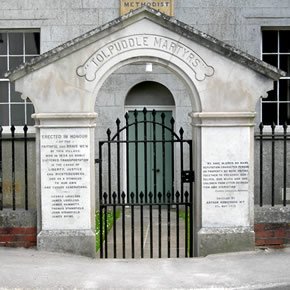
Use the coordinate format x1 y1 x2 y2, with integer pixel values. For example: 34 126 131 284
0 1 290 255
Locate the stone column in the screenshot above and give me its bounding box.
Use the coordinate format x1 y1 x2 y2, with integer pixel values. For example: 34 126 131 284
34 113 97 257
191 112 255 256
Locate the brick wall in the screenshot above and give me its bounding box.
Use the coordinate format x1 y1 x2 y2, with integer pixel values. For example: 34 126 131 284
255 223 290 248
0 209 37 248
0 227 37 248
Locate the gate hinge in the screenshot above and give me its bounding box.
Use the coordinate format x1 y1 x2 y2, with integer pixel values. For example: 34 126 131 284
95 158 101 164
181 170 195 183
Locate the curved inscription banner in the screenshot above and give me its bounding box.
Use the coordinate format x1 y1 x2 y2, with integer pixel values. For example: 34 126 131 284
76 34 214 82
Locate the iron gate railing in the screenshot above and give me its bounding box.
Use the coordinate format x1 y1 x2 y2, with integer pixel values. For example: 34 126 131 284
0 125 35 211
97 109 194 258
255 122 289 206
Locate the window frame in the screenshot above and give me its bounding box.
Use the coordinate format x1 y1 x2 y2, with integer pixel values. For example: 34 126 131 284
0 29 40 129
260 28 290 127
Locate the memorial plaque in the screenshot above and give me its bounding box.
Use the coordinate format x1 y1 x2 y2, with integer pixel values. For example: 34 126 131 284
201 127 251 227
40 128 91 230
120 0 174 16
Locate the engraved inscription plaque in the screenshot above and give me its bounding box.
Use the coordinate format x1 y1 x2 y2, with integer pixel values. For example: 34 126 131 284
40 128 91 230
202 160 250 227
201 127 251 227
77 34 214 82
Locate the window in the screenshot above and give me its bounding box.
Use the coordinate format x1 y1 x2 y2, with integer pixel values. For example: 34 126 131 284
261 30 290 126
0 30 40 126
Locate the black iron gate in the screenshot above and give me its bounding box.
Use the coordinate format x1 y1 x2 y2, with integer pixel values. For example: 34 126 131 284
97 108 194 258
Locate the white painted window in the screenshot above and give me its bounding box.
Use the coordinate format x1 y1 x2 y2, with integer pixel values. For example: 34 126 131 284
0 30 40 126
261 30 290 126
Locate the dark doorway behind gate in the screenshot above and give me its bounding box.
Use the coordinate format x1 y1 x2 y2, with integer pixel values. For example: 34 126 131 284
97 109 194 258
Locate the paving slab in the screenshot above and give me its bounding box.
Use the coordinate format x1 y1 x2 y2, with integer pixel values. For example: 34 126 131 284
1 247 290 289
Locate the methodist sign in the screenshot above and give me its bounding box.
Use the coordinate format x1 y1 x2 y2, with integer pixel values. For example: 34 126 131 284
120 0 174 16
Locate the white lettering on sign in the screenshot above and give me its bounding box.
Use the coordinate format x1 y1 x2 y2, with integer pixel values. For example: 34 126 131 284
76 34 214 82
40 128 91 230
202 160 250 227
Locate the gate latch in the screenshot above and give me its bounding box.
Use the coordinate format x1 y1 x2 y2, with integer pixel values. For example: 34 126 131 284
181 170 195 183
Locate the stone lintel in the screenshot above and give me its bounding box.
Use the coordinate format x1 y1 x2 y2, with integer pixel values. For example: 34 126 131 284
32 113 97 127
37 230 96 258
198 227 255 256
190 112 256 127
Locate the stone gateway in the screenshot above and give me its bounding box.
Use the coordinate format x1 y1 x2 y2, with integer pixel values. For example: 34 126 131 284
5 7 284 257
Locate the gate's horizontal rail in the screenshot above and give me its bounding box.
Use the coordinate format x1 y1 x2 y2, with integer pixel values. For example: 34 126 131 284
100 202 191 206
99 139 192 144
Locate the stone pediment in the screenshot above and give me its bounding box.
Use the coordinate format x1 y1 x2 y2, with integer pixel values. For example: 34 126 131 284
6 6 284 82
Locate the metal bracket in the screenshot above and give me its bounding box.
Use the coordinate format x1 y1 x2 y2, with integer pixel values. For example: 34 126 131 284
181 170 195 183
95 158 101 164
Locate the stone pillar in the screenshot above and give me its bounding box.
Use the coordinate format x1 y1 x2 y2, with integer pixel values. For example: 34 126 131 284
191 112 255 256
34 113 97 257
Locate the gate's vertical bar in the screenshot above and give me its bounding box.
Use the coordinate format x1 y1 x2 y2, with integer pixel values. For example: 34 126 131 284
259 123 263 207
167 191 171 258
175 191 180 257
283 122 288 206
107 129 112 204
121 191 126 258
11 125 16 210
104 192 108 258
134 110 139 203
188 140 194 257
130 192 135 258
0 126 3 210
106 129 112 257
162 114 170 257
170 119 179 257
179 128 187 257
149 191 153 258
125 112 130 202
112 192 117 258
24 125 28 210
152 110 157 202
271 122 276 206
116 119 121 203
161 113 166 199
143 108 148 203
158 192 162 258
170 118 175 203
185 190 189 258
141 108 147 258
180 128 184 201
99 142 104 258
124 112 130 258
140 191 144 258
